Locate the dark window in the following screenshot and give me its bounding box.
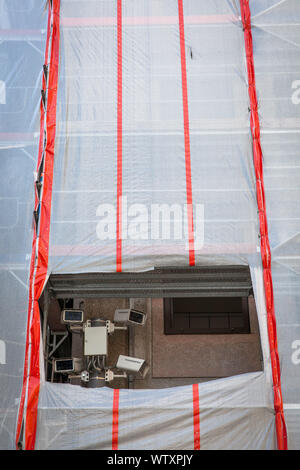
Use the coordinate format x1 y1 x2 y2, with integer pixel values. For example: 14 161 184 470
164 297 250 334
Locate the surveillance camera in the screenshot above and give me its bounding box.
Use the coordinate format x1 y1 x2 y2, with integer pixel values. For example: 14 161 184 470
114 309 146 326
62 309 84 324
54 358 74 373
116 355 149 378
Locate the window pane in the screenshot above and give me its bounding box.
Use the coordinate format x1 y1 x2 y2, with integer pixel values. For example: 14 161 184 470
189 314 209 329
173 314 189 330
173 297 243 314
209 315 229 329
164 295 250 334
229 315 245 329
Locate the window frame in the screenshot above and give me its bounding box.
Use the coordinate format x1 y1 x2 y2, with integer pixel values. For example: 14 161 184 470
164 297 251 335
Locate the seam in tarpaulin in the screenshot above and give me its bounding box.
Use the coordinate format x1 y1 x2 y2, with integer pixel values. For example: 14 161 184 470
178 0 195 266
116 0 122 272
112 389 120 450
15 0 60 450
239 0 287 450
193 384 200 450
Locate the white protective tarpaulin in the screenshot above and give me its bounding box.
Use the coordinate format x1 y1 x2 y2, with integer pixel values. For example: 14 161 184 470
0 0 47 449
0 0 299 450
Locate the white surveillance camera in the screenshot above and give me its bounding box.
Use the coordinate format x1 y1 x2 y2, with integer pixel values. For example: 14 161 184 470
116 355 149 378
54 358 74 373
114 309 146 326
62 309 84 324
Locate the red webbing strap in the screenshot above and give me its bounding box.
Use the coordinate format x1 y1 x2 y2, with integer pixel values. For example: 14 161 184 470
112 389 120 450
240 0 287 450
15 0 60 450
15 7 52 448
178 0 195 266
193 384 200 450
116 0 123 272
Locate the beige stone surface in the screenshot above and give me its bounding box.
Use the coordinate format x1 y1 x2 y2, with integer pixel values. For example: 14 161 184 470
152 297 263 378
48 295 262 389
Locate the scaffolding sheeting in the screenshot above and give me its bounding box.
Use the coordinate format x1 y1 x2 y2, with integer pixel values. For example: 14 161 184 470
0 0 299 450
0 0 47 450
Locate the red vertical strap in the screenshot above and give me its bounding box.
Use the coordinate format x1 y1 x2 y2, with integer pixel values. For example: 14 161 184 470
112 389 120 450
178 0 195 266
15 0 60 450
15 7 52 448
116 0 123 272
193 384 200 450
240 0 287 450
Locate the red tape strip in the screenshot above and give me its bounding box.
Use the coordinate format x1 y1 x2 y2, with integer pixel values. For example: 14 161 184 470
15 0 60 450
116 0 122 272
193 384 200 450
112 389 120 450
178 0 195 266
239 0 287 450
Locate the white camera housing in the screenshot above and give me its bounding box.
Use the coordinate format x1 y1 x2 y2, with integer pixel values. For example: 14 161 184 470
116 355 149 378
114 309 146 326
62 309 84 324
54 358 74 373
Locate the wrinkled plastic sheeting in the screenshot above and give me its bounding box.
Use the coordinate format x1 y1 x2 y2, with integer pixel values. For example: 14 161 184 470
1 0 299 451
33 263 274 450
48 0 259 274
33 0 296 449
35 372 275 450
250 0 300 449
0 1 47 449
